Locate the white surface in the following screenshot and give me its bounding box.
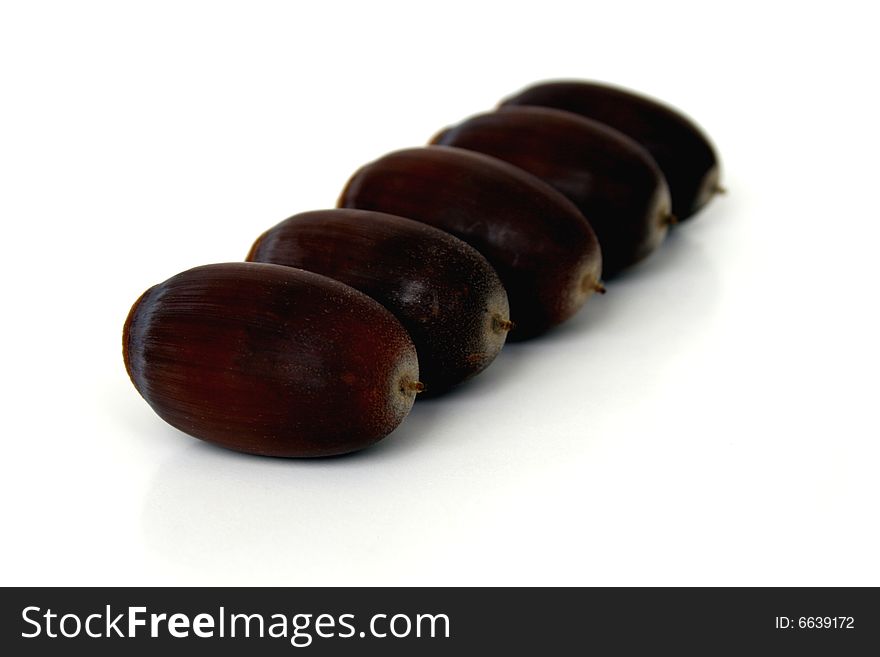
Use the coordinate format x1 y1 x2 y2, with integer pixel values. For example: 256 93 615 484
2 0 878 586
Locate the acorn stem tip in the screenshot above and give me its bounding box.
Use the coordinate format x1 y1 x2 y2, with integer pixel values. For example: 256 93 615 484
492 315 515 333
404 380 426 394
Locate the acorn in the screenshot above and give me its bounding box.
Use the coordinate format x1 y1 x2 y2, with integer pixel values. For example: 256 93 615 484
432 106 672 276
247 209 511 394
339 146 603 340
501 80 722 220
123 262 421 457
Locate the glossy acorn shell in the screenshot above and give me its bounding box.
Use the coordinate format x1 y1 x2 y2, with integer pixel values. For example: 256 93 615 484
501 80 721 220
123 263 420 457
338 146 602 340
247 209 510 394
432 106 672 277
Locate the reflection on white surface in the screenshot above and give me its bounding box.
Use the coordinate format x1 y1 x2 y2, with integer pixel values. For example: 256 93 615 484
142 412 452 585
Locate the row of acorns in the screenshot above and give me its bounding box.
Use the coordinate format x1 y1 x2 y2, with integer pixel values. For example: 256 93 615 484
123 80 722 457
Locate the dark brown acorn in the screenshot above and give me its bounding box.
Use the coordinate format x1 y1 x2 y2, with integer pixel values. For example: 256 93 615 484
123 262 421 457
501 80 721 220
247 209 511 394
432 106 672 277
338 146 602 340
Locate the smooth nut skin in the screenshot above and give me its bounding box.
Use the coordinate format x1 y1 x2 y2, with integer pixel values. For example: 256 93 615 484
501 80 721 220
338 146 602 340
432 106 672 277
247 209 510 395
123 263 420 457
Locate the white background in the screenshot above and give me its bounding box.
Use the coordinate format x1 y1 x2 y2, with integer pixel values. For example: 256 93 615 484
2 0 878 586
